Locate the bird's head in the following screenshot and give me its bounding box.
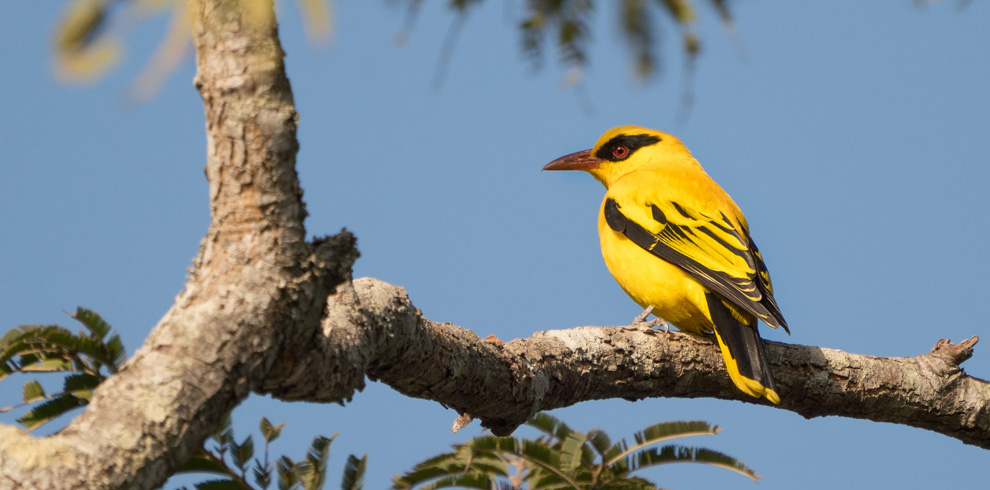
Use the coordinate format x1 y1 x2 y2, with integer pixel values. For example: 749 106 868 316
543 125 692 188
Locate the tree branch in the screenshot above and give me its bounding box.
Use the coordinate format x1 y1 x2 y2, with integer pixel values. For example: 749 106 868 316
0 0 356 488
268 277 990 448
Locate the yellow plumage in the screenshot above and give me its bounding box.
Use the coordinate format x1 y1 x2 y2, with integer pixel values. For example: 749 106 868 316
544 125 788 403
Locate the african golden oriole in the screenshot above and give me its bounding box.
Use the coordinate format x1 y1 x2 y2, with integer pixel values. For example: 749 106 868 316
544 125 788 403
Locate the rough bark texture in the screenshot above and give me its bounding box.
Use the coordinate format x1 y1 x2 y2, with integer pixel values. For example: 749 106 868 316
0 1 357 488
291 278 989 445
0 0 988 488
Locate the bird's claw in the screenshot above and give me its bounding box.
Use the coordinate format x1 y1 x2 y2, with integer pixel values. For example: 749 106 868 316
629 306 670 333
631 306 655 324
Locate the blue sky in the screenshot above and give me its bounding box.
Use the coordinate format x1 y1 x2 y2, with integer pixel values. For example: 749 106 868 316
2 1 989 488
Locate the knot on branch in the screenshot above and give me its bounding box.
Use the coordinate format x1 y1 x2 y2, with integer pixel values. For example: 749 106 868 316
929 336 979 367
311 229 360 291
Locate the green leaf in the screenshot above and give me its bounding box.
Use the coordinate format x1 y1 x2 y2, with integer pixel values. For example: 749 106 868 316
391 439 510 490
210 413 235 455
632 445 760 481
18 358 74 372
53 0 106 52
517 0 594 74
176 450 235 476
22 380 46 403
660 0 696 23
232 435 255 472
276 455 299 489
392 472 493 490
635 420 720 445
558 430 587 474
253 463 272 490
71 307 110 339
103 334 126 371
301 434 334 489
17 394 87 430
259 417 285 442
341 454 366 490
193 479 251 490
0 326 27 347
586 428 618 461
526 412 573 442
63 372 102 392
1 324 112 375
69 308 126 370
620 0 657 78
516 440 584 486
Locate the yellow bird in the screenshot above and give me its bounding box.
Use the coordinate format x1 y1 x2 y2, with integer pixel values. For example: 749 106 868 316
544 125 788 403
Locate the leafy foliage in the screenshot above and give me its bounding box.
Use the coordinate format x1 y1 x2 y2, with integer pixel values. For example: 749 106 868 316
50 0 728 93
51 0 332 97
1 309 362 490
342 454 368 490
0 307 126 430
174 415 362 490
393 412 759 489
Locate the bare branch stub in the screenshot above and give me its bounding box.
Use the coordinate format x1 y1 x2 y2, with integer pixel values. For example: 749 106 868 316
930 336 979 366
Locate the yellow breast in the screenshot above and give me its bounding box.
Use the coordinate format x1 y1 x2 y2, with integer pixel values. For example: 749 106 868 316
597 199 714 335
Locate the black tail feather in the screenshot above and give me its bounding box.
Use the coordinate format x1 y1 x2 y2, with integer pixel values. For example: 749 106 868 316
705 292 777 396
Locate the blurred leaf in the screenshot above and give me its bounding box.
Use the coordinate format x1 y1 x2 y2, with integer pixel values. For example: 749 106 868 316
17 394 87 430
558 430 587 474
253 463 272 490
632 445 761 481
21 380 46 404
259 417 285 443
276 455 299 489
709 0 733 23
296 0 333 43
1 324 115 375
635 420 720 445
18 358 74 373
519 0 594 73
301 434 334 489
243 0 277 31
1 311 128 430
54 37 122 83
177 450 239 477
210 413 236 456
129 0 191 102
53 0 107 52
661 0 696 22
585 428 615 460
398 413 757 489
194 479 250 490
620 0 656 78
232 435 255 473
527 411 573 441
341 454 367 490
71 307 111 339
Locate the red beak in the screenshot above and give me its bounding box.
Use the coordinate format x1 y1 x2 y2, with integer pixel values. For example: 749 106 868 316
542 149 601 171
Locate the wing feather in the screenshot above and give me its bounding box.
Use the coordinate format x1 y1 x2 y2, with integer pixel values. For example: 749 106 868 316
604 197 788 330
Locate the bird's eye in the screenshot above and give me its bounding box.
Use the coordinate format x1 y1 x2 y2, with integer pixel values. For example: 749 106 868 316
612 146 629 159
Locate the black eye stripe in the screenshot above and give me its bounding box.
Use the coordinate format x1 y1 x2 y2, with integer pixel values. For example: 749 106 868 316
594 134 662 161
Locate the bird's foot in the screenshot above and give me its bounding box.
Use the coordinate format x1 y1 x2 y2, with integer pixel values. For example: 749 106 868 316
629 306 670 333
631 306 654 324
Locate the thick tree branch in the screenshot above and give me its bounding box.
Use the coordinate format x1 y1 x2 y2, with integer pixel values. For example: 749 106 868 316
0 0 356 488
267 277 990 449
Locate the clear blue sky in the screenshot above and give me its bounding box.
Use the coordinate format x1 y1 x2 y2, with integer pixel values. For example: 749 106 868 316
2 1 989 488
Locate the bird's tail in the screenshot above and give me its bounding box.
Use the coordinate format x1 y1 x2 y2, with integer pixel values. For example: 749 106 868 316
705 293 780 404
